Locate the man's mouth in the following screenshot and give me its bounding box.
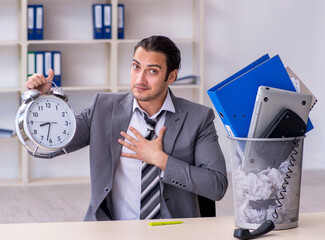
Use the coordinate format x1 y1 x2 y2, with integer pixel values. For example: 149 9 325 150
134 85 150 91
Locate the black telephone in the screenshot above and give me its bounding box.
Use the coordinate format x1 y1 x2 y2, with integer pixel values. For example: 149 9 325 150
261 108 307 138
233 220 275 239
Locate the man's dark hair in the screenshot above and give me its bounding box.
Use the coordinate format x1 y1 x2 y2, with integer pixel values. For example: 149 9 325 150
134 35 181 81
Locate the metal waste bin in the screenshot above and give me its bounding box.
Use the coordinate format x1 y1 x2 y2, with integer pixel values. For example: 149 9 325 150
228 136 305 230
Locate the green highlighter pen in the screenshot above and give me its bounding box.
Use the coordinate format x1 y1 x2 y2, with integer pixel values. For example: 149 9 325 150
148 221 184 226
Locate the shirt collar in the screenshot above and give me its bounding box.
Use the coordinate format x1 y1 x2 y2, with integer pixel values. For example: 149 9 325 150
132 89 175 118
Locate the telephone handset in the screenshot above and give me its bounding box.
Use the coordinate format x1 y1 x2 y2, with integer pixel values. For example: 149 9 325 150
234 220 275 239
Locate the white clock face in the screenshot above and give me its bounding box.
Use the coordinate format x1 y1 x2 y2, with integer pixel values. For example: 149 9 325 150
24 95 76 150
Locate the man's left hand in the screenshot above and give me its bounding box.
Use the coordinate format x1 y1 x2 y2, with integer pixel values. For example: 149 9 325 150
118 126 168 171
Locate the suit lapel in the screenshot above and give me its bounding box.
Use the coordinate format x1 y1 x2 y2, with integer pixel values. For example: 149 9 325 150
110 93 133 178
163 92 187 155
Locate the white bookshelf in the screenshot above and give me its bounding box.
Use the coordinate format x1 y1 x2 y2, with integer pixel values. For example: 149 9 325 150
0 0 204 185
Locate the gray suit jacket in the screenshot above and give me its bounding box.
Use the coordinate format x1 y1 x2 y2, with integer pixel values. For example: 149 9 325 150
64 90 228 221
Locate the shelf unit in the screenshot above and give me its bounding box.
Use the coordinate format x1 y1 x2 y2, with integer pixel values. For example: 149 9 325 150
0 0 204 185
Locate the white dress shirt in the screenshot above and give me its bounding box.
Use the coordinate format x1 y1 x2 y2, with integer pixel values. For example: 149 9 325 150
111 91 175 220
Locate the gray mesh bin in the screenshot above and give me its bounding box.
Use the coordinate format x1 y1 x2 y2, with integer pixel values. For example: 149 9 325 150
228 136 305 230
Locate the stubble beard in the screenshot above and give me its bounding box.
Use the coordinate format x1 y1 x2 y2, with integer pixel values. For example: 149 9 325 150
131 84 167 102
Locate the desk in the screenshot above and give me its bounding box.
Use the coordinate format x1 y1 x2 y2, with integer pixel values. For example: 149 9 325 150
0 212 324 239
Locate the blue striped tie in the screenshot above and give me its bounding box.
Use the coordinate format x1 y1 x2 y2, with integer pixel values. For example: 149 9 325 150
140 113 161 219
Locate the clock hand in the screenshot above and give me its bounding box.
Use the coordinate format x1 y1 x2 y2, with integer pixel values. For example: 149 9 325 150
47 123 51 141
40 122 50 127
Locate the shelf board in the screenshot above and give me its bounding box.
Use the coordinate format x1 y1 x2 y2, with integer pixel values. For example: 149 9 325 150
27 39 113 45
0 179 24 187
117 85 130 91
25 38 198 46
170 84 201 89
0 136 17 141
27 177 90 186
62 85 111 91
117 84 201 91
0 87 21 93
0 41 20 46
117 38 198 44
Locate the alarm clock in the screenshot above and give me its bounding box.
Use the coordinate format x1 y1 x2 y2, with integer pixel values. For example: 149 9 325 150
15 86 76 158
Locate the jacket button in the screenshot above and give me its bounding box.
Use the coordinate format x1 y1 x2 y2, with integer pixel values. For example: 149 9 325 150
104 187 110 193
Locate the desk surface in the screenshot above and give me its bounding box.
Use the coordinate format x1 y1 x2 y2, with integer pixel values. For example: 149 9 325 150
1 212 324 240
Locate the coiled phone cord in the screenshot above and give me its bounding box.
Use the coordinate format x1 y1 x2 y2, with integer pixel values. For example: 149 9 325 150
272 138 300 222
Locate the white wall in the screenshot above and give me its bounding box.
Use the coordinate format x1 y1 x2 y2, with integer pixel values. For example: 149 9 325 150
203 0 325 170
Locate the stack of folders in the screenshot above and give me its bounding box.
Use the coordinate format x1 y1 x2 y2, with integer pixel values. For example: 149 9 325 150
0 128 15 138
27 5 44 40
208 54 317 174
27 51 62 87
207 54 316 138
92 4 125 39
173 75 199 85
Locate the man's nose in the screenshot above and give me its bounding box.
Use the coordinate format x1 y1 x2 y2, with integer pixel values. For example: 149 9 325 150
136 71 147 84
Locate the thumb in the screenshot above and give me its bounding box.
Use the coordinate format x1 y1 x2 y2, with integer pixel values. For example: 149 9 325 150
46 68 55 81
157 126 167 140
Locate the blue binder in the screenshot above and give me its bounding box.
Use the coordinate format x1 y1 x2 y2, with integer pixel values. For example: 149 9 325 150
34 5 44 40
118 4 125 39
27 5 35 40
44 51 52 79
208 54 313 138
103 4 112 39
92 4 103 39
52 51 62 87
35 51 44 75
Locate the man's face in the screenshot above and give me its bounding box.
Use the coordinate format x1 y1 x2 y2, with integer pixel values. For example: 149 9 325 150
130 47 176 104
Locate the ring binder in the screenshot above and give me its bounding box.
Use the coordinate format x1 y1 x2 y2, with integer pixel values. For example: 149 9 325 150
118 4 125 39
103 4 112 39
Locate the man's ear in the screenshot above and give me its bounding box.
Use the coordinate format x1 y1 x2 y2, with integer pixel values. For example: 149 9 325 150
167 69 178 85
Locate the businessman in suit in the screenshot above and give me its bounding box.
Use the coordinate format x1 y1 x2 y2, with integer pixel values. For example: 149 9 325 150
26 35 228 221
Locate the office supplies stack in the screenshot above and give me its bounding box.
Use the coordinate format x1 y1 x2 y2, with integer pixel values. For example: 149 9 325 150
0 128 15 138
27 51 62 87
208 54 316 138
27 5 44 40
173 75 199 85
92 3 124 39
208 54 317 231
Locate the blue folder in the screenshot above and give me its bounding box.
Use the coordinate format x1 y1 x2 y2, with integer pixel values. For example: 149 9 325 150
208 54 313 138
35 51 44 75
34 5 44 40
118 4 125 39
92 4 103 39
52 51 62 87
27 5 35 40
103 4 112 39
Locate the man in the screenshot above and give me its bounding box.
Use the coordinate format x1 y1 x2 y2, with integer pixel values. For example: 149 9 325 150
26 35 228 221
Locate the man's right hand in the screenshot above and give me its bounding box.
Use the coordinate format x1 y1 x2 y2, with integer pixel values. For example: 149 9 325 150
26 69 55 93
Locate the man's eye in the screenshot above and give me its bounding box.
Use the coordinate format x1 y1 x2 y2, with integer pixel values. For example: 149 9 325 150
133 64 139 70
149 69 157 74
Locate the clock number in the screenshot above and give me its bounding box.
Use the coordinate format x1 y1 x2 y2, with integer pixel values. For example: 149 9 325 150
63 130 67 134
33 129 37 135
46 103 51 108
49 139 53 144
56 105 59 110
30 120 34 125
41 136 44 140
62 112 65 117
32 112 38 117
57 136 61 141
38 106 43 111
65 121 69 126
